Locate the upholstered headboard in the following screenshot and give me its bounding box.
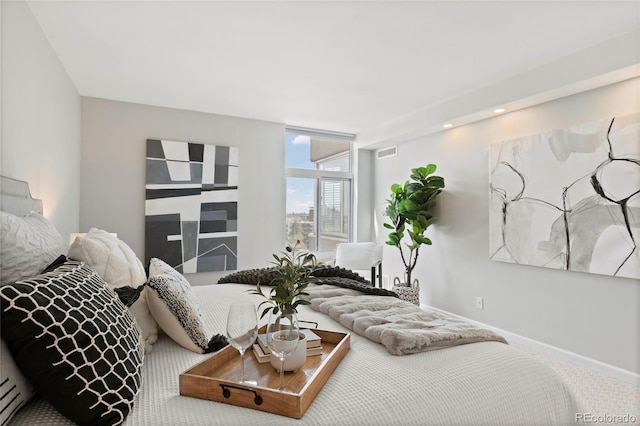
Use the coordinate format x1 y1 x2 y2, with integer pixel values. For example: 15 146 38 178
0 175 43 216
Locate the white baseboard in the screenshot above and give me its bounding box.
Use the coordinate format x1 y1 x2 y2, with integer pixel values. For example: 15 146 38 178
422 304 640 387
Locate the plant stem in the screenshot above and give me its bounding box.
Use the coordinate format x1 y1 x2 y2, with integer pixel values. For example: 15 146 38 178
240 350 245 382
279 356 285 390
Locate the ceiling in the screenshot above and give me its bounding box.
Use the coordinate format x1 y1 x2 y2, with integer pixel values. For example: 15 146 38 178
27 1 640 139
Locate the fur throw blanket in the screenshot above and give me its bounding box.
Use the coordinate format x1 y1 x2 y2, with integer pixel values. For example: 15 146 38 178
302 285 508 355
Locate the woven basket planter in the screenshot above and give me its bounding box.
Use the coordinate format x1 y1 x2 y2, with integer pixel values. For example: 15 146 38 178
392 277 420 306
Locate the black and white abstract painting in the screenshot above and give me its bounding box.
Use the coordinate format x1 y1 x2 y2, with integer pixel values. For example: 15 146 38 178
490 113 639 279
145 139 238 273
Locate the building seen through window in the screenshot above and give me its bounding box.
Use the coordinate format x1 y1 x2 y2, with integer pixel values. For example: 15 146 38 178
285 128 353 253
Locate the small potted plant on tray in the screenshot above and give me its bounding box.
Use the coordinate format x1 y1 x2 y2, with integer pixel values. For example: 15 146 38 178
252 240 318 319
251 241 318 375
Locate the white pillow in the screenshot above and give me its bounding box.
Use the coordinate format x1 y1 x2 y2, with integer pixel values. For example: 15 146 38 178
0 211 66 284
68 228 158 353
0 339 35 425
68 228 146 287
146 258 210 353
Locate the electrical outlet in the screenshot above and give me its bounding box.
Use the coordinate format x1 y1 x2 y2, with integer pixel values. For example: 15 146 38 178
475 297 484 310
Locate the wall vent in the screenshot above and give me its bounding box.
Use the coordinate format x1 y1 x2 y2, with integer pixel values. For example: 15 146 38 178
376 146 397 159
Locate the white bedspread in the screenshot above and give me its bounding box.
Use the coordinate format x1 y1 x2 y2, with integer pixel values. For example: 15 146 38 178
11 283 581 426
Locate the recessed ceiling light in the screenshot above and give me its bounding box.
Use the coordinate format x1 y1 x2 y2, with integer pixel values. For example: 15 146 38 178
493 108 506 113
443 123 453 128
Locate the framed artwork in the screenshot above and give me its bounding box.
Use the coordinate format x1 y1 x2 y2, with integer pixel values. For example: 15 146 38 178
490 113 639 279
145 139 238 273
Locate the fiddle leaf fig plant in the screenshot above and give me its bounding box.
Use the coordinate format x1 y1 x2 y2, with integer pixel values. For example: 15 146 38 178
384 164 444 286
251 240 318 319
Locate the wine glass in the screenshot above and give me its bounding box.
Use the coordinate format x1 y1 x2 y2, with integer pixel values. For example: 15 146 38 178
266 312 300 391
226 301 258 383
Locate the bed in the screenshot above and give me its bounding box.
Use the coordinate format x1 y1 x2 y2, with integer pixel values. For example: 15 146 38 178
0 176 582 425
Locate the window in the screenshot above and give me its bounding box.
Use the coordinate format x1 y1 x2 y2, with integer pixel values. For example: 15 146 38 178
285 127 354 253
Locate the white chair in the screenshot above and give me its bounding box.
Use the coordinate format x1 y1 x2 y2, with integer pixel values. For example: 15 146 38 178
334 242 383 287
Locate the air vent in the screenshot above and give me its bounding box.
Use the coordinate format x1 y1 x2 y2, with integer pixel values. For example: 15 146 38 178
376 146 397 159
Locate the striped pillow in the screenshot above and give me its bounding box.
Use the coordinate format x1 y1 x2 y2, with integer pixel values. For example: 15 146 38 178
0 339 35 425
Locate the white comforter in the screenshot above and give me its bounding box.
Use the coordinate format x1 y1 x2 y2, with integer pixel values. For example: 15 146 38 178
12 283 581 426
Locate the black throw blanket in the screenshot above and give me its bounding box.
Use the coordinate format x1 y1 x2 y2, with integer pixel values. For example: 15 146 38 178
218 265 398 298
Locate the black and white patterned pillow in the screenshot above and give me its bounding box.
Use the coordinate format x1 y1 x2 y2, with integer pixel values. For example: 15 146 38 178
0 260 144 426
146 258 211 353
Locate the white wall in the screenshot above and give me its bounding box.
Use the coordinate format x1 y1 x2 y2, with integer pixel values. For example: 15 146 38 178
354 148 374 242
0 0 80 237
80 97 286 286
373 77 640 374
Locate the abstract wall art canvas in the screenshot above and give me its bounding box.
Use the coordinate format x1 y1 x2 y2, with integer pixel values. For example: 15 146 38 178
145 139 238 273
490 113 639 279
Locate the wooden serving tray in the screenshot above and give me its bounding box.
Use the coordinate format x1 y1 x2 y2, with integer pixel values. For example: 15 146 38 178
179 328 350 419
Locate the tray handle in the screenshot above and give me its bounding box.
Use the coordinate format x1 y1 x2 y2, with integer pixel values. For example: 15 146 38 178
219 383 263 406
299 319 318 329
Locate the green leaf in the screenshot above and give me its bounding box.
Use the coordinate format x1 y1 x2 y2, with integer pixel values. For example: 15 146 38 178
410 167 426 181
399 198 419 213
424 217 437 228
413 215 427 229
414 234 431 245
425 164 437 175
259 306 272 319
405 240 419 250
426 176 445 188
